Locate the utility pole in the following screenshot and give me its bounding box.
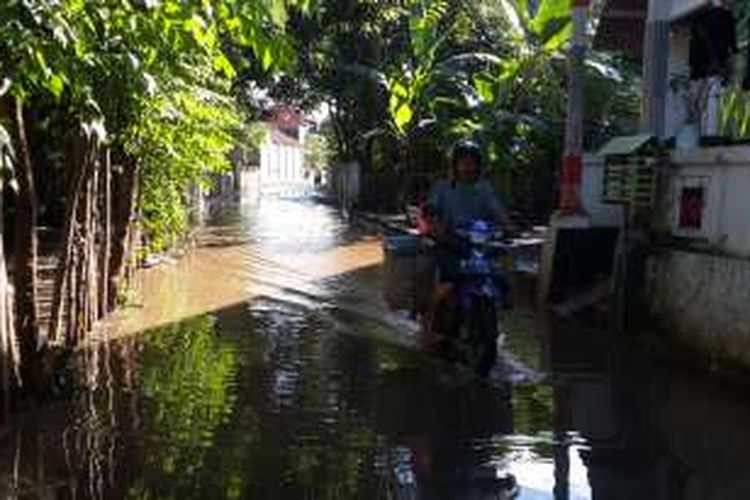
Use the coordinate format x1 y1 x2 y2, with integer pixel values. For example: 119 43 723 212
557 0 590 221
539 0 591 304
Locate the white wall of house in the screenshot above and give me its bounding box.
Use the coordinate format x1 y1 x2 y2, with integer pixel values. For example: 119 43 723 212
259 136 311 197
591 146 750 256
644 146 750 368
668 146 750 257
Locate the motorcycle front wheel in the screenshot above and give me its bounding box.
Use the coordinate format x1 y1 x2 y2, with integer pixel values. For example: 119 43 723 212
469 298 499 378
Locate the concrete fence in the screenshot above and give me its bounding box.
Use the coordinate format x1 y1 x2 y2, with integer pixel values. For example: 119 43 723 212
646 249 750 366
644 146 750 367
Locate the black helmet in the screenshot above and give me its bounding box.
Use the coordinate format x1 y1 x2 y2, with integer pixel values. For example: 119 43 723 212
451 139 482 172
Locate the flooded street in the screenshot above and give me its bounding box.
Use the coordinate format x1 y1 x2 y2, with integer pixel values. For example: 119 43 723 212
3 198 750 499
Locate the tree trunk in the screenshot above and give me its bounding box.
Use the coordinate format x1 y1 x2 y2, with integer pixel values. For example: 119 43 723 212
99 149 111 319
65 140 99 346
0 166 19 411
75 199 87 343
77 165 93 338
65 244 77 346
48 136 95 342
108 154 138 311
330 103 349 160
8 97 39 377
86 154 99 330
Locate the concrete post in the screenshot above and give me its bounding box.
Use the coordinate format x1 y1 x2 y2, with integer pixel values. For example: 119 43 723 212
539 0 592 305
642 0 672 140
557 0 590 220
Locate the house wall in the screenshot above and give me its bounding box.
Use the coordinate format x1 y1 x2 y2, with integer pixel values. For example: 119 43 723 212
581 145 750 367
259 140 311 197
644 146 750 368
667 146 750 257
588 147 750 254
646 250 750 367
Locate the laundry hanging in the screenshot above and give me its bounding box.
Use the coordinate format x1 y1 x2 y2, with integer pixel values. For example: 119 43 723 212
690 6 738 81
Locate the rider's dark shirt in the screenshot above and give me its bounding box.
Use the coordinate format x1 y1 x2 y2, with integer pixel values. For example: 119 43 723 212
427 179 505 232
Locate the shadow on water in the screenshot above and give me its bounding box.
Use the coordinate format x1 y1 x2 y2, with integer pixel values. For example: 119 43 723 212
3 199 750 499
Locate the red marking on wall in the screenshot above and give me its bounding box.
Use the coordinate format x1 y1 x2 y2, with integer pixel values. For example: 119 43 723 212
679 187 704 230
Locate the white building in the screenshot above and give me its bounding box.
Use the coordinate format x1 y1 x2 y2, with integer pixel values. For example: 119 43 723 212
258 108 314 198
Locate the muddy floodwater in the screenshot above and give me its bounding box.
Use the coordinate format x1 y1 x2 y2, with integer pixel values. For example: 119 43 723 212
3 198 750 499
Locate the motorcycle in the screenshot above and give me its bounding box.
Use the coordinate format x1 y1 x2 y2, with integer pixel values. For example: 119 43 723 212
434 219 511 378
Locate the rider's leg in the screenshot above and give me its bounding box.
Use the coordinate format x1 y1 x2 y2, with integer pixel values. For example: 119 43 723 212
421 282 453 350
421 243 459 351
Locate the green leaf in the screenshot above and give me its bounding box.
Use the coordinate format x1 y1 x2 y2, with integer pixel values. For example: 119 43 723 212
498 0 526 39
262 46 274 71
389 92 400 112
541 19 572 51
47 74 65 98
531 0 572 48
394 103 414 131
389 80 409 99
269 0 288 26
213 54 236 78
436 52 503 69
33 49 49 75
474 74 497 103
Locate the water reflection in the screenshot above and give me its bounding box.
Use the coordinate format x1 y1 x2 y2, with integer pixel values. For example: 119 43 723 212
0 299 541 499
2 200 750 499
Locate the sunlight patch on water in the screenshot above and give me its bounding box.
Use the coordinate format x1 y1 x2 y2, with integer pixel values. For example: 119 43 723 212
96 198 386 341
506 443 591 500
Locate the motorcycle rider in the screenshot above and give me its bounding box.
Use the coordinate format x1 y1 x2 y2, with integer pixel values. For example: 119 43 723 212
422 140 513 351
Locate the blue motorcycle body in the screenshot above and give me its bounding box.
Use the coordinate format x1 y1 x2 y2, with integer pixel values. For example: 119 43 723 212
437 219 509 377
